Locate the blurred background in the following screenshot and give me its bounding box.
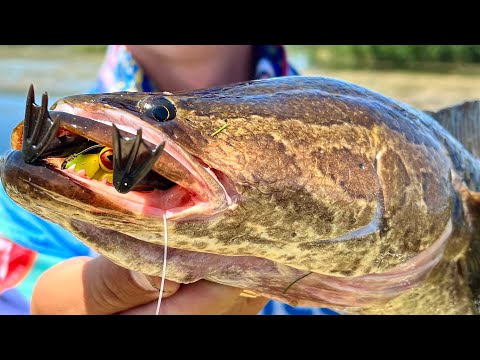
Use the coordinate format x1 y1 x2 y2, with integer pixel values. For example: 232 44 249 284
1 45 480 154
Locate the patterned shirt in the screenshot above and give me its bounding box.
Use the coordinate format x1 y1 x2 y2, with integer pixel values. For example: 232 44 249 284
0 45 335 315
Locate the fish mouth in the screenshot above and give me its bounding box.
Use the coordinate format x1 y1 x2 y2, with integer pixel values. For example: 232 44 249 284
9 85 237 221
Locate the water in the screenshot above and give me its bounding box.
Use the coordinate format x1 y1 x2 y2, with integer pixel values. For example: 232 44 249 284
0 92 63 154
0 92 28 154
0 49 103 154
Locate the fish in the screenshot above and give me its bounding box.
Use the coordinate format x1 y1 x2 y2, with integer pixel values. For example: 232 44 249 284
1 76 480 314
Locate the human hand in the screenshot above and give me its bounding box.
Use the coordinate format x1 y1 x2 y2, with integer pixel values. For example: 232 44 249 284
31 256 268 315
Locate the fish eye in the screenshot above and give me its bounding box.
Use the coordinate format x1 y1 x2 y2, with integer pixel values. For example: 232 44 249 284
151 98 176 122
99 147 114 172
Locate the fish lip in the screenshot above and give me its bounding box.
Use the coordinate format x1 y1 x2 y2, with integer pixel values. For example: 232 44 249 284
11 101 236 220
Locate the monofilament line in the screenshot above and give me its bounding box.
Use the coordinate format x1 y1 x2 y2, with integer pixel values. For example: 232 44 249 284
155 213 168 315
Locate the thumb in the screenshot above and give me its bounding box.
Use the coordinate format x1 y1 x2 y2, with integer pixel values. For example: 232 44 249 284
31 256 180 315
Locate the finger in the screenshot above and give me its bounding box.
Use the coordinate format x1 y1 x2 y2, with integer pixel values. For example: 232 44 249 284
31 256 180 315
121 280 269 315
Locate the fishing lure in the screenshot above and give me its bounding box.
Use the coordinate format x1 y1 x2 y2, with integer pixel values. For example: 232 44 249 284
61 146 114 184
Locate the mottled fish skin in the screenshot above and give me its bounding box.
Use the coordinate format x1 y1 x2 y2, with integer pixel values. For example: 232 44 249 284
2 76 480 314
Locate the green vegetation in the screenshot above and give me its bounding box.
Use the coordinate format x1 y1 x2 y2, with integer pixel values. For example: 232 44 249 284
70 45 108 53
287 45 480 71
0 45 107 53
2 45 480 72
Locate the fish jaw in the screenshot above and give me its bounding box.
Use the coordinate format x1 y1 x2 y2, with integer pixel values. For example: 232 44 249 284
6 105 238 222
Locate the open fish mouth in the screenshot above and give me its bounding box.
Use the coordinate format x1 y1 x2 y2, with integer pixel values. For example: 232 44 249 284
12 85 236 221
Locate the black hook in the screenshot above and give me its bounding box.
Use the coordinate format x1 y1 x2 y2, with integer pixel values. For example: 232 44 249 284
22 84 60 164
112 124 166 194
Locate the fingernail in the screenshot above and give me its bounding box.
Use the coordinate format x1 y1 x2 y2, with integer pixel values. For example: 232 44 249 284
130 271 159 292
144 275 163 290
145 275 179 296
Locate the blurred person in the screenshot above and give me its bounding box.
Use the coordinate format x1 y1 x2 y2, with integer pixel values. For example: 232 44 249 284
0 45 334 315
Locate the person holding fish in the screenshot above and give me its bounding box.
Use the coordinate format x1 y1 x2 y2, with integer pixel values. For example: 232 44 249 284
0 45 333 315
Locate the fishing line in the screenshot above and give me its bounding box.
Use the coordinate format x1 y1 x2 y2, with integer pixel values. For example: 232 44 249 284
155 212 169 315
61 144 104 169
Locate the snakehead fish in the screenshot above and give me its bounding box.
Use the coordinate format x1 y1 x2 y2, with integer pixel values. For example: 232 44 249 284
1 76 480 314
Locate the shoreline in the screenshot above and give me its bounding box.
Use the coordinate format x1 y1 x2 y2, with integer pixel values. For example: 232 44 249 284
0 45 107 58
0 46 478 111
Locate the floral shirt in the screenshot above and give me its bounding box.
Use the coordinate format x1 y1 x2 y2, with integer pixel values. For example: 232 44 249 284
91 45 299 92
0 45 335 315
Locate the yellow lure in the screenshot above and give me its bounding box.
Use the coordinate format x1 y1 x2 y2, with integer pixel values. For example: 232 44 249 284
63 147 113 184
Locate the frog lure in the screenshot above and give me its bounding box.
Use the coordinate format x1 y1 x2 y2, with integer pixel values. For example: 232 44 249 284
61 146 114 184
